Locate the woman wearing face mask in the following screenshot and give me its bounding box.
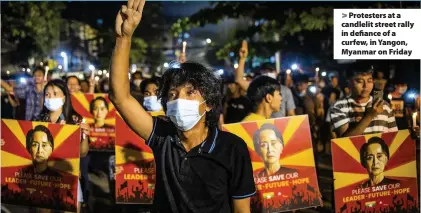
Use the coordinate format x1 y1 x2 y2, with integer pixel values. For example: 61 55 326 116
140 77 164 116
37 79 89 213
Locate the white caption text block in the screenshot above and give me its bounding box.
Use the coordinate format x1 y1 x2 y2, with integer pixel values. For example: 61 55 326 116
334 9 421 59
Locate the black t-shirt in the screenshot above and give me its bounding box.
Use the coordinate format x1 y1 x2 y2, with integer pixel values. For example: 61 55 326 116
147 117 256 213
225 96 251 124
1 95 14 119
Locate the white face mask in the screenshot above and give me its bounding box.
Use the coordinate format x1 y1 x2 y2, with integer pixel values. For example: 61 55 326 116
44 98 64 112
299 91 306 97
134 79 142 87
263 72 277 79
103 85 109 92
143 96 162 112
166 99 206 131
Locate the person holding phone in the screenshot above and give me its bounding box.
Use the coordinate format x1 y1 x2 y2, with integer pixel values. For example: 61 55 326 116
330 69 398 137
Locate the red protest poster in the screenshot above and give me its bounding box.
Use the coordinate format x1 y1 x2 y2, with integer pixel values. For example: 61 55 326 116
115 114 156 204
71 93 116 151
222 115 322 212
1 119 81 212
332 130 419 213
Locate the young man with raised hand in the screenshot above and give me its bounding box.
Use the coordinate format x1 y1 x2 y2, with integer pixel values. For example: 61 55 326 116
109 1 256 212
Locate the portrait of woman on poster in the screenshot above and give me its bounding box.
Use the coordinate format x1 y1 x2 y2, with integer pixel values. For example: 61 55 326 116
24 125 61 177
359 137 400 188
90 96 114 129
253 123 297 178
37 79 90 213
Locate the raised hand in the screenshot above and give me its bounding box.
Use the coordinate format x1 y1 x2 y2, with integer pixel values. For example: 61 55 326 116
239 40 248 59
80 123 91 136
179 52 186 63
115 0 146 38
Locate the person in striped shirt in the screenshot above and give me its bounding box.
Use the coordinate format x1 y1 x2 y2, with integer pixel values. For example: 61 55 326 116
330 70 398 137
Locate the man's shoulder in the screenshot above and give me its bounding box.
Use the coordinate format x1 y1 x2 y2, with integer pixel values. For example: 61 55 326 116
218 130 249 148
280 85 292 94
332 98 352 109
154 116 175 129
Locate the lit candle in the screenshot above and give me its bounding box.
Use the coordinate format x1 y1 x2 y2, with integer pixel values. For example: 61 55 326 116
388 93 392 100
413 112 418 128
91 69 95 80
44 66 49 82
182 41 187 53
275 51 280 73
82 119 87 140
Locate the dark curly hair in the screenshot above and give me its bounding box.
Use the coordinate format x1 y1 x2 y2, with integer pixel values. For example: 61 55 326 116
140 77 161 95
158 62 222 128
26 125 54 153
246 76 281 112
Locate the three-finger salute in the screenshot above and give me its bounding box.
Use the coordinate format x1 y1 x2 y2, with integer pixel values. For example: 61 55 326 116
115 0 146 38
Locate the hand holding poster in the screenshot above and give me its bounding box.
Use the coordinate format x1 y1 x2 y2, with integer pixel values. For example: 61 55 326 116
71 93 116 151
115 114 156 204
222 115 322 212
332 130 419 213
1 119 81 212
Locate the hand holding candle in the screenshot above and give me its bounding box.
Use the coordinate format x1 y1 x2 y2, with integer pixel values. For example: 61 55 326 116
413 112 418 128
43 66 49 83
82 118 87 140
182 41 187 53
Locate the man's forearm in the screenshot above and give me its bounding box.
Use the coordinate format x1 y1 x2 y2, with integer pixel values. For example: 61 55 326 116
236 58 246 82
342 115 373 137
1 80 13 92
110 37 132 105
80 138 89 157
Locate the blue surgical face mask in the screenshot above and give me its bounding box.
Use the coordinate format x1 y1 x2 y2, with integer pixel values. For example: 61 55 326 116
166 99 206 131
44 98 64 112
143 96 162 112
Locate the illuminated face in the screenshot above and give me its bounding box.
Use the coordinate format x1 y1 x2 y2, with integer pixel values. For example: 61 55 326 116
30 131 53 163
80 81 90 93
33 70 44 84
364 143 388 176
227 83 238 94
331 77 338 87
270 90 282 113
258 129 283 165
144 83 158 97
67 78 81 94
92 100 109 122
351 74 373 99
